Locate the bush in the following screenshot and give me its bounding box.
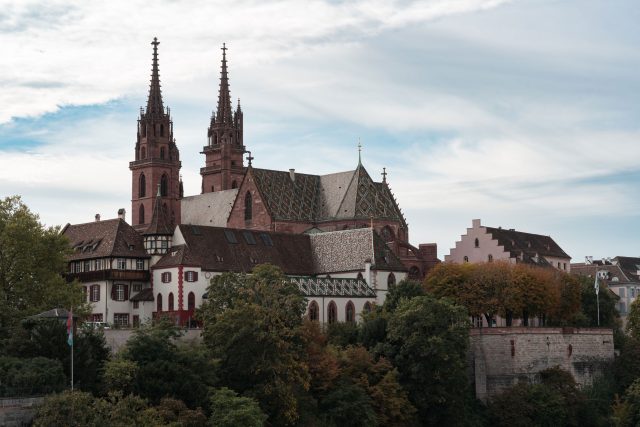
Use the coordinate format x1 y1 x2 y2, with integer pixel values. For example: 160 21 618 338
0 356 65 396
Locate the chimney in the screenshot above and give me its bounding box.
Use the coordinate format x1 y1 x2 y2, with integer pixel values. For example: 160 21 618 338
118 208 126 221
289 169 296 182
472 219 481 228
95 214 101 222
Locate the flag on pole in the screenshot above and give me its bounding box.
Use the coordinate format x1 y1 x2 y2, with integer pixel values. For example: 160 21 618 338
594 274 600 295
67 309 73 347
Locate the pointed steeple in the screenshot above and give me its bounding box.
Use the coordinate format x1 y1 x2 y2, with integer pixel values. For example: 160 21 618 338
216 43 233 124
146 37 164 118
143 184 172 236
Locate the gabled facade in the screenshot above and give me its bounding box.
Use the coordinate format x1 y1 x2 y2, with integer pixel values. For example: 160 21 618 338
446 218 571 271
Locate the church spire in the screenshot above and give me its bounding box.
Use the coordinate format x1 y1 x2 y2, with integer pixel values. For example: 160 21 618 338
216 43 233 124
146 37 164 118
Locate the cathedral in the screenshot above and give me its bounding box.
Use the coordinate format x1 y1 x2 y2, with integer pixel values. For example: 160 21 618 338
63 38 439 327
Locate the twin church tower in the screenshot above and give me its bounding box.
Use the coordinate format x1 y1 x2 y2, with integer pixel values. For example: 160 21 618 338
129 38 245 229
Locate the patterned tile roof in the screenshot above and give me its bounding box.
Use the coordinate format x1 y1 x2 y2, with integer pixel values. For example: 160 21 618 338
251 164 406 226
290 277 376 297
63 218 148 261
309 228 406 274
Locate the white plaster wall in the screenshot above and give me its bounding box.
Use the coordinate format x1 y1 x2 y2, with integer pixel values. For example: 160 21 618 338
305 296 375 323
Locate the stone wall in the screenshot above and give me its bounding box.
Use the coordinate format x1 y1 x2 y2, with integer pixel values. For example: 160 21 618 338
0 397 44 427
469 327 614 401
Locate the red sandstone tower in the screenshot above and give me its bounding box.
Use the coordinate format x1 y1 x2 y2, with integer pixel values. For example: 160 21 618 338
200 44 245 193
130 38 182 229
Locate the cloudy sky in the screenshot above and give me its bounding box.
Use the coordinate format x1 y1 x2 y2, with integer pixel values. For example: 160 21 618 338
0 0 638 260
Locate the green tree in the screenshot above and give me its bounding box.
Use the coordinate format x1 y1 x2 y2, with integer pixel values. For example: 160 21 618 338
487 383 568 427
383 279 425 312
0 196 87 335
626 298 640 339
319 380 377 427
0 356 65 396
210 388 267 427
199 264 309 426
103 357 139 395
577 275 619 328
33 390 104 427
384 295 470 425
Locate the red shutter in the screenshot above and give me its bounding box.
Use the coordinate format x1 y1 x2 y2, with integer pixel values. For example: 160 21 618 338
124 284 129 301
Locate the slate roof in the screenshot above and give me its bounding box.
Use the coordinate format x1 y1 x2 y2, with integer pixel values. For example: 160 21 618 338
484 227 570 261
571 263 633 284
63 218 148 261
181 189 238 227
309 228 407 274
153 225 314 275
251 164 406 226
143 194 173 236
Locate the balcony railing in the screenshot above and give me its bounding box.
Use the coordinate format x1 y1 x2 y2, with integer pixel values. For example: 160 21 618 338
66 269 150 283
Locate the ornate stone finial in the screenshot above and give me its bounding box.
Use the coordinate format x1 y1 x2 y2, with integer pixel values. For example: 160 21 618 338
382 167 387 183
246 150 254 167
357 138 362 165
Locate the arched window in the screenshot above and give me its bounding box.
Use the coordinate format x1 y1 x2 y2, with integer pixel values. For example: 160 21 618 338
141 147 146 159
168 292 174 311
327 301 337 324
357 272 364 280
308 301 319 321
160 147 165 160
156 293 163 312
363 302 372 314
160 174 168 197
474 238 479 248
139 204 145 224
139 173 146 197
231 181 238 189
160 124 164 136
188 292 195 311
387 272 396 288
488 254 493 263
244 191 252 221
346 301 355 323
381 225 394 242
409 266 420 279
463 256 469 263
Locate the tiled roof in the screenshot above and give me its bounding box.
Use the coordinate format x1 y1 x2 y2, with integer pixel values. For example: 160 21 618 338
130 288 155 302
181 189 238 227
63 218 148 261
309 228 406 274
251 164 406 226
153 225 314 275
571 263 633 284
143 194 173 236
484 227 570 261
613 256 640 283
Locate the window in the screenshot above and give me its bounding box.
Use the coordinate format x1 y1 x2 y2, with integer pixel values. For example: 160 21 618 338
73 262 82 273
185 271 198 282
136 259 144 270
620 288 626 298
133 315 140 328
632 288 636 298
463 256 469 263
160 124 164 137
488 254 493 263
346 301 355 323
387 272 396 288
90 285 100 302
328 301 338 324
139 204 145 224
168 293 175 311
160 174 168 197
112 284 128 301
141 147 146 159
133 283 142 292
188 292 196 311
113 313 129 327
82 286 88 302
83 260 91 272
563 263 567 270
558 262 561 268
94 259 102 270
244 191 252 221
232 180 238 189
157 293 163 312
139 173 146 197
409 266 420 279
243 231 256 245
381 225 394 242
160 147 165 159
308 301 319 321
133 300 139 309
259 233 273 246
91 313 103 322
363 302 372 314
224 230 238 244
161 272 172 283
117 259 127 270
474 238 479 248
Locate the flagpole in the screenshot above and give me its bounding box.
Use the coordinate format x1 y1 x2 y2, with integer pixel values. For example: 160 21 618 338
71 338 74 390
595 273 600 327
